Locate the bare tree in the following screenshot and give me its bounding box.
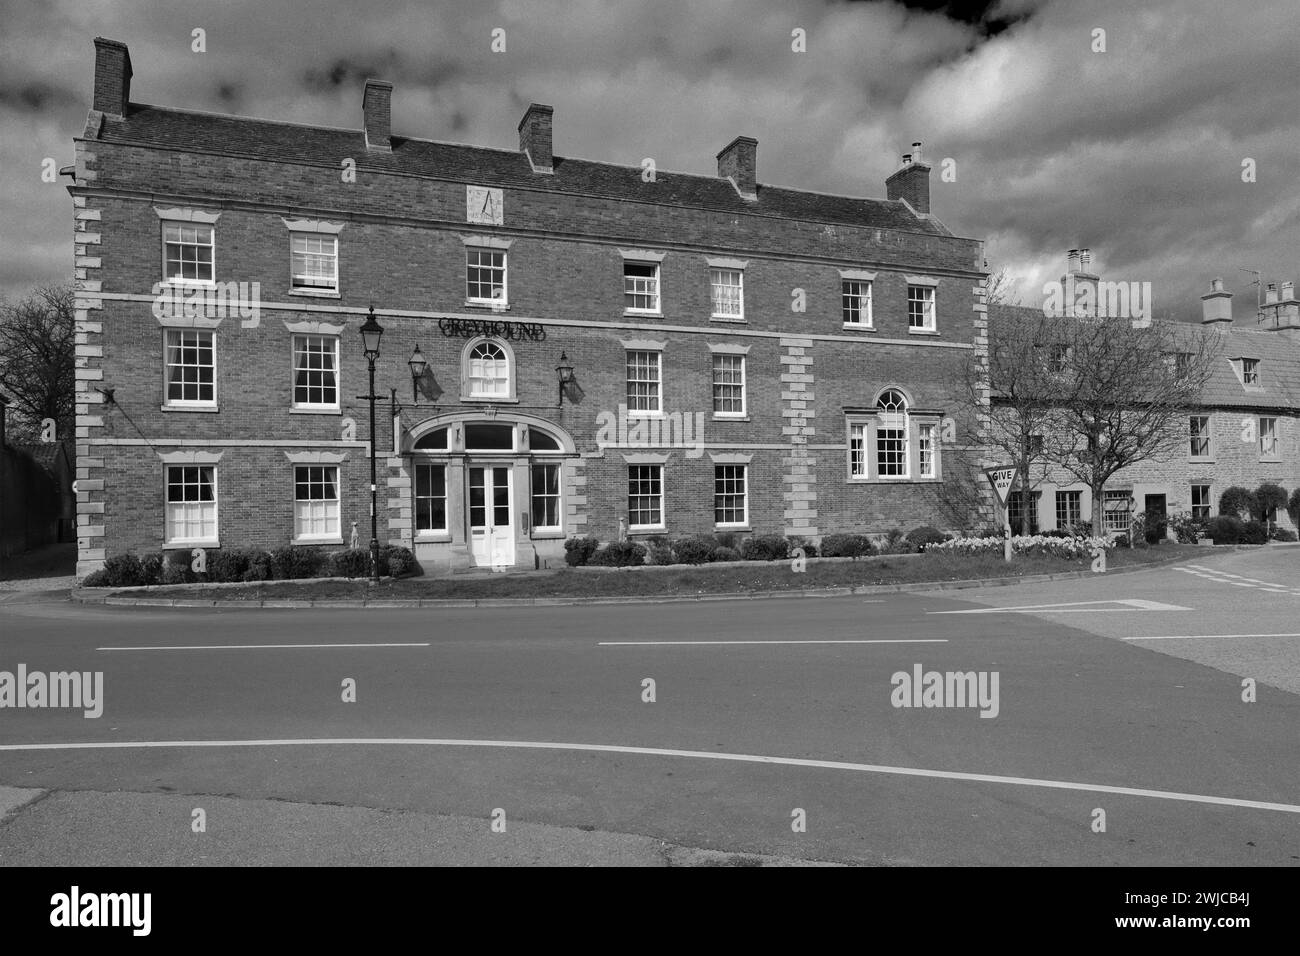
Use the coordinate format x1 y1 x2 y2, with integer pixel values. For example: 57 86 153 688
1039 316 1217 534
969 306 1063 532
0 284 76 445
985 266 1023 306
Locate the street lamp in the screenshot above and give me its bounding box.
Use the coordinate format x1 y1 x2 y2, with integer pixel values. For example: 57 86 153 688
556 351 575 405
407 345 428 403
359 307 384 584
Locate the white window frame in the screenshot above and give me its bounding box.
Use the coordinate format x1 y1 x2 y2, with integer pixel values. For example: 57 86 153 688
623 260 661 315
1102 490 1132 534
907 284 936 333
918 422 936 479
1260 416 1279 458
465 247 508 308
1189 414 1212 459
461 337 516 402
842 279 873 327
164 465 219 546
163 328 217 409
293 465 341 543
627 463 665 530
875 390 910 479
290 233 339 294
711 353 746 417
530 462 563 534
1055 490 1082 528
710 268 744 319
626 349 662 415
1190 483 1211 520
291 334 340 410
414 462 449 535
848 420 869 479
713 464 748 528
1240 358 1260 387
162 221 215 286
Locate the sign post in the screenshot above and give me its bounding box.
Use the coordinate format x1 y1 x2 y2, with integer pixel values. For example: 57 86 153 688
984 465 1019 563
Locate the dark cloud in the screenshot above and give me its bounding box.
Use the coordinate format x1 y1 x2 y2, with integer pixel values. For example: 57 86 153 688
0 82 80 113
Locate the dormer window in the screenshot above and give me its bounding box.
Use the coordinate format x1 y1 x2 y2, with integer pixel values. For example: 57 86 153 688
1241 358 1259 386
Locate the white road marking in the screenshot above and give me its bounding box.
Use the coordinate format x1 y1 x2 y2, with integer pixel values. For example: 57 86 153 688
1 737 1297 815
97 643 431 651
1124 633 1300 642
1175 566 1300 595
928 599 1192 615
599 638 948 646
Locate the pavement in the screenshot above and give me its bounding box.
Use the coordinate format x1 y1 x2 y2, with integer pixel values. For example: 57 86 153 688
0 544 1297 866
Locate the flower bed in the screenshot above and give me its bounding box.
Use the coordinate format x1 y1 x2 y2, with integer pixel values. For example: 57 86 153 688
926 534 1116 558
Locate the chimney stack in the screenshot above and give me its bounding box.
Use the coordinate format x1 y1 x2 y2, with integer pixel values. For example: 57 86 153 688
1200 277 1233 325
1265 282 1278 305
92 37 132 118
886 141 931 215
1067 249 1081 273
518 103 554 173
1079 248 1092 272
717 136 757 200
1282 281 1295 301
362 78 393 152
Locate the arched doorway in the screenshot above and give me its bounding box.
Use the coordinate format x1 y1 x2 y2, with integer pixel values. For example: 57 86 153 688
404 414 575 570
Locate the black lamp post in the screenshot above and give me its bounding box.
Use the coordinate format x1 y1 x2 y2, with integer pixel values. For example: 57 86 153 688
359 307 384 584
556 351 575 405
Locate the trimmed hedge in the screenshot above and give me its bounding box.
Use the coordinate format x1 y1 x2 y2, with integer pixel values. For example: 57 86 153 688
671 535 716 565
905 526 948 550
740 534 790 562
710 546 740 562
820 533 874 558
1204 515 1245 544
590 541 647 567
564 536 600 567
81 544 422 585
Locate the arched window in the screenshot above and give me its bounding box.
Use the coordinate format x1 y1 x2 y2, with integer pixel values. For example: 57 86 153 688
876 389 908 478
467 340 509 398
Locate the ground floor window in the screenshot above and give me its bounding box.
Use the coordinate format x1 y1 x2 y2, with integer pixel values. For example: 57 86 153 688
714 465 747 527
628 464 663 529
531 463 561 531
293 465 340 540
1055 490 1082 528
1102 490 1132 533
165 465 217 543
1190 483 1211 520
1007 490 1039 534
415 463 447 533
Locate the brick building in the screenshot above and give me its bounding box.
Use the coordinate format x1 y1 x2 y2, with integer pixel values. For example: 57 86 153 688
70 37 990 577
990 258 1300 537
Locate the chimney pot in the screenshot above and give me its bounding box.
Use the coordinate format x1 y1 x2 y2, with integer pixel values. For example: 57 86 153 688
1211 276 1224 292
362 78 393 152
92 37 133 118
911 141 922 161
1282 280 1295 299
1067 249 1081 272
518 103 554 172
717 135 758 200
1265 283 1279 304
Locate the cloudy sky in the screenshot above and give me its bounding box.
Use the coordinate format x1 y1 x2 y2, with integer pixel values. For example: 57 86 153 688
1 0 1296 321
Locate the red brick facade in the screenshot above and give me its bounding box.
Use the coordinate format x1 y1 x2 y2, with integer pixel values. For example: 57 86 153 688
70 37 990 576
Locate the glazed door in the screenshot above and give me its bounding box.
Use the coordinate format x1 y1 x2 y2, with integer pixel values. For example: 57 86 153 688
468 465 514 569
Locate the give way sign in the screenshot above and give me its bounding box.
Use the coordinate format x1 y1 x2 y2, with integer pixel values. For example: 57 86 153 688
983 465 1018 507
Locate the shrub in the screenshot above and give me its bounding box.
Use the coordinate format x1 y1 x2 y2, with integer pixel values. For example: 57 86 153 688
328 549 372 579
710 546 741 562
671 535 716 565
100 553 144 587
713 531 739 551
1168 512 1206 544
207 548 258 583
881 528 918 554
740 534 790 562
244 551 273 582
929 534 1113 558
163 549 195 584
1241 520 1269 545
589 541 646 567
645 541 675 566
1255 483 1288 523
1218 486 1257 520
905 526 948 551
81 569 109 587
1270 527 1298 542
1290 488 1300 527
269 546 325 581
139 552 164 586
820 533 874 558
381 545 420 578
787 536 818 558
1203 515 1244 544
563 536 600 567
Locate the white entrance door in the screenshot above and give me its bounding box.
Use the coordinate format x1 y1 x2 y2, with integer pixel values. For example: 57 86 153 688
468 465 515 569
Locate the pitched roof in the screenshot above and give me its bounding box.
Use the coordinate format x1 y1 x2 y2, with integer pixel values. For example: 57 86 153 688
987 304 1300 411
95 104 950 236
